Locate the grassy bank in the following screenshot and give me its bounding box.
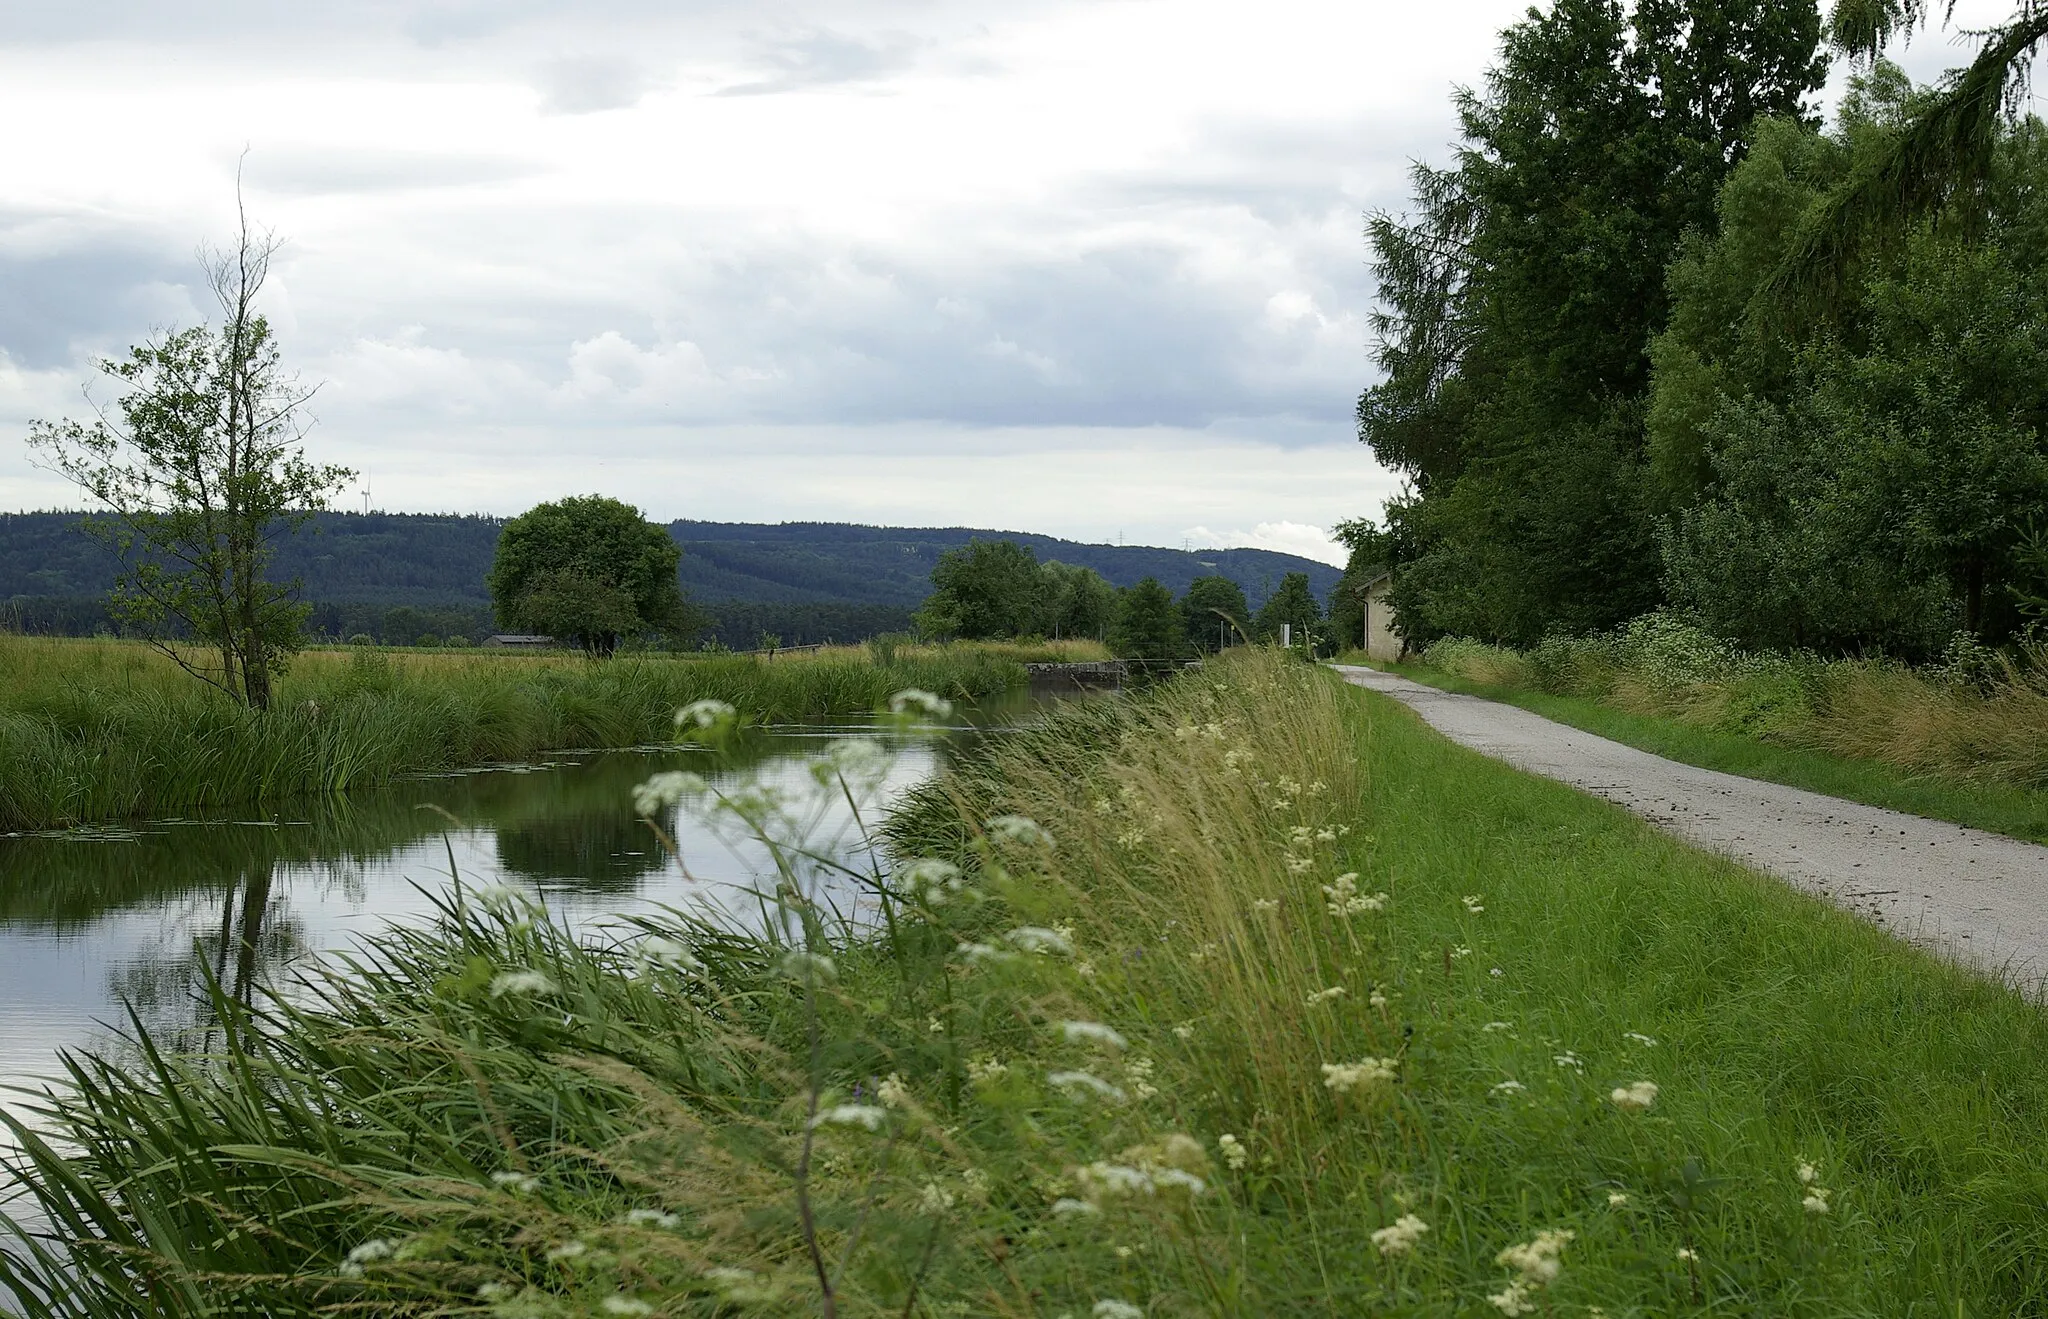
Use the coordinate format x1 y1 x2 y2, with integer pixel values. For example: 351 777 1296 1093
1344 617 2048 844
8 650 2048 1315
0 635 1103 832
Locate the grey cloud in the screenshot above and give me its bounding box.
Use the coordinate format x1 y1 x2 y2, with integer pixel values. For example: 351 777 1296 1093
716 26 925 96
534 54 661 113
0 214 196 369
244 149 540 196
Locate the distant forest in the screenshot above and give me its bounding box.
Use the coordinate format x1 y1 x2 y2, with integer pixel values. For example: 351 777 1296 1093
0 511 1340 647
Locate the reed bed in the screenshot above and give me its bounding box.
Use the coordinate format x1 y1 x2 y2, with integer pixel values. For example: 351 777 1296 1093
8 650 2048 1314
0 635 1101 831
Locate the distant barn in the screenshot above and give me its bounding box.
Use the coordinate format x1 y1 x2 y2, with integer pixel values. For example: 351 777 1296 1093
482 634 556 648
1357 574 1403 662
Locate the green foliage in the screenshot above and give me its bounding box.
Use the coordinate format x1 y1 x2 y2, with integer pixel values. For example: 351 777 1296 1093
24 223 354 710
1178 575 1249 652
1654 87 2048 652
1107 576 1184 659
1252 571 1322 646
1360 0 1827 644
912 538 1044 640
488 496 690 656
1038 560 1117 641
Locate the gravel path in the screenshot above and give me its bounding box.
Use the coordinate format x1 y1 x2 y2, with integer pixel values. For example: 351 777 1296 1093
1333 665 2048 995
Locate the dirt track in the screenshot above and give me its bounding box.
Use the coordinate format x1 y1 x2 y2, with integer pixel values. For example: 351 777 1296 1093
1333 665 2048 995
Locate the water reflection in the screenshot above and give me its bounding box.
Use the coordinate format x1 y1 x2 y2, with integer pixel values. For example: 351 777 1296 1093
0 702 1034 1141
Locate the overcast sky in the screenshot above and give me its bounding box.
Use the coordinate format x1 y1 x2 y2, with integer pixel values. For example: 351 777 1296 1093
0 1 2012 565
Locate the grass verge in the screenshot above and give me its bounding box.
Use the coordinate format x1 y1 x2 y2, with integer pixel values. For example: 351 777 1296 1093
6 650 2047 1315
1356 654 2048 845
0 635 1102 831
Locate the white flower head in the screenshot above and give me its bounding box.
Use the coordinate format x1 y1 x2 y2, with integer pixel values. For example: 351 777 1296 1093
918 1181 956 1214
1060 1020 1128 1050
810 1104 888 1132
1463 894 1485 913
1803 1191 1830 1214
1218 1134 1248 1170
1491 1079 1526 1095
489 970 558 999
1372 1213 1430 1257
775 949 837 983
821 738 890 780
1050 1197 1100 1216
675 699 737 730
1048 1070 1126 1102
985 814 1055 848
1321 1058 1399 1096
967 1055 1010 1085
1006 926 1073 956
635 936 703 976
1610 1080 1659 1113
888 688 954 719
1496 1228 1574 1287
1093 1301 1144 1319
623 1208 681 1229
1483 1021 1514 1033
1251 897 1280 913
1677 1246 1699 1262
1305 985 1347 1006
345 1239 395 1266
633 769 708 816
1321 873 1388 916
544 1240 588 1262
1624 1031 1659 1047
1796 1159 1819 1185
877 1073 912 1108
900 858 965 903
1488 1280 1537 1316
1607 1191 1629 1206
601 1298 653 1316
490 1170 539 1194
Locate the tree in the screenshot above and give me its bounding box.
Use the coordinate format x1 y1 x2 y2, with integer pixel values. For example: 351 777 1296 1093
1108 577 1185 659
1359 0 1827 644
27 201 354 710
1254 571 1323 646
912 539 1044 640
487 496 688 655
1180 575 1249 653
1039 560 1118 640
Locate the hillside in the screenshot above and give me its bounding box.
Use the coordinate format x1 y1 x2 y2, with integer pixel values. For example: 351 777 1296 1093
0 511 1341 644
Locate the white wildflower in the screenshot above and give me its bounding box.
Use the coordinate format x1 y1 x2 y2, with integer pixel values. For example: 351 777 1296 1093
472 883 524 912
1372 1213 1430 1257
1321 873 1388 917
1368 989 1389 1010
1463 894 1485 913
877 1073 912 1109
477 1283 516 1301
341 1238 394 1278
635 936 702 975
1076 1162 1155 1198
1305 985 1347 1006
623 1208 681 1229
776 949 837 982
601 1299 653 1317
1451 945 1473 958
545 1240 588 1262
901 858 965 903
489 970 557 998
1006 926 1073 956
1488 1280 1537 1316
1321 1058 1399 1096
961 1167 990 1201
1553 1052 1584 1071
632 769 708 815
954 941 1017 966
1315 828 1337 843
1218 1134 1248 1171
1496 1228 1574 1287
1093 1301 1144 1319
967 1056 1009 1085
1048 1070 1126 1102
1624 1031 1659 1047
1060 1021 1128 1050
1251 898 1279 913
1796 1159 1819 1185
1803 1190 1830 1214
490 1170 538 1194
1607 1191 1629 1206
1483 1021 1514 1033
1609 1080 1659 1112
1491 1079 1526 1095
810 1104 888 1131
1125 1055 1160 1100
888 688 954 719
1050 1197 1100 1216
1075 958 1098 978
985 814 1055 848
1284 856 1314 875
1173 1022 1196 1040
675 699 737 730
919 1181 957 1214
1677 1247 1699 1262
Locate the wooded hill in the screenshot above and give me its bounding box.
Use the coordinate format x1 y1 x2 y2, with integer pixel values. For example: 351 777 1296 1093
0 511 1340 646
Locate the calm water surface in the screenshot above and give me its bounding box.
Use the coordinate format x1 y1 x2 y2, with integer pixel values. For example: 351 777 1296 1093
0 693 1054 1141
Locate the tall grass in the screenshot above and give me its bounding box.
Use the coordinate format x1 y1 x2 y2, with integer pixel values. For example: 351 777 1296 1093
0 636 1104 831
8 650 2048 1314
1406 615 2048 789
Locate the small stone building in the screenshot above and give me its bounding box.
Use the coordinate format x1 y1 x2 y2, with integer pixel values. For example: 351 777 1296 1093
483 634 556 648
1357 573 1404 662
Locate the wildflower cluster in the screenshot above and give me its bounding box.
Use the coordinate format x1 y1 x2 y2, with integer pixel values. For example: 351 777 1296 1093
1321 1057 1399 1099
1490 1228 1573 1315
1797 1159 1832 1215
1371 1213 1430 1257
1322 872 1387 917
1609 1080 1658 1112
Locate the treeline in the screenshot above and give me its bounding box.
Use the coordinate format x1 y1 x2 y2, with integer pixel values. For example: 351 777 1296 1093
910 538 1337 657
1360 2 2048 661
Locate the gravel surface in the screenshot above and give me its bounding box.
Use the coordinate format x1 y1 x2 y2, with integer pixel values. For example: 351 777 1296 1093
1334 665 2048 995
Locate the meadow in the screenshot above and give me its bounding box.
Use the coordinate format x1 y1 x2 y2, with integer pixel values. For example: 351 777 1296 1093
0 634 1103 832
7 649 2047 1315
1352 617 2048 844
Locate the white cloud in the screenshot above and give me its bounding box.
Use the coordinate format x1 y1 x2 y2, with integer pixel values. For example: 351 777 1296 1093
1182 521 1348 569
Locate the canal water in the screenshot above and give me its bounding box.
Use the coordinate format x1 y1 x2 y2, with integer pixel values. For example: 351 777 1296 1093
0 694 1045 1153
